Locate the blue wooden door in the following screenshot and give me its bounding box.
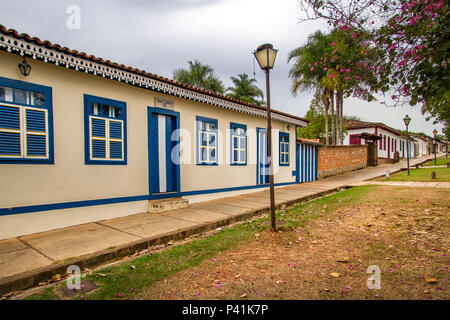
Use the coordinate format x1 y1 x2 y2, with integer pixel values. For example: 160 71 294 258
150 113 177 193
257 128 269 185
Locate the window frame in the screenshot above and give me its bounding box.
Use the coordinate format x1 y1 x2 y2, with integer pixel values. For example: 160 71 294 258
196 115 218 166
84 94 127 165
230 122 247 166
279 131 290 166
0 76 54 164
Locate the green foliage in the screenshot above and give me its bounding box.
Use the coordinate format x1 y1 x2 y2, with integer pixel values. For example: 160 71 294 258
173 60 225 94
226 73 265 106
297 90 359 140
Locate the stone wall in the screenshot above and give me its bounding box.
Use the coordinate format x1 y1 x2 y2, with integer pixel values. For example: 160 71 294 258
318 145 368 179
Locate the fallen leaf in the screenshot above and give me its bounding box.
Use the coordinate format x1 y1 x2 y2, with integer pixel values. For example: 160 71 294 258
424 274 438 284
240 294 247 298
424 289 430 294
97 273 107 278
336 257 350 263
330 272 340 278
130 265 136 270
51 274 61 282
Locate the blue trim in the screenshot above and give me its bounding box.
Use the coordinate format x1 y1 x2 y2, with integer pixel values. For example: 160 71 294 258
0 181 298 216
84 94 127 165
315 146 318 181
295 126 300 182
196 115 218 166
147 107 181 195
230 122 247 166
0 76 54 164
279 131 289 166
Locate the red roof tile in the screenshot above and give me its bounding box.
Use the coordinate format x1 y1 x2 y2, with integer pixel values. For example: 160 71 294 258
345 119 402 136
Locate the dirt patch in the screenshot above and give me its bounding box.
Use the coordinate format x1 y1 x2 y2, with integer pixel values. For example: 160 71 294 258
136 186 449 300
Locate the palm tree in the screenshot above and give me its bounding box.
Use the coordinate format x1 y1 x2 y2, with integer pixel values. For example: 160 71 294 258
226 73 265 106
173 60 225 94
288 31 333 145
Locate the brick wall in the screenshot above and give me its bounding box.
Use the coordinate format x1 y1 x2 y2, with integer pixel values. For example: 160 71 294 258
317 145 368 179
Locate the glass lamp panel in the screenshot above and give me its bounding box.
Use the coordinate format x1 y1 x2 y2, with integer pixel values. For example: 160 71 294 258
254 48 268 69
267 48 277 68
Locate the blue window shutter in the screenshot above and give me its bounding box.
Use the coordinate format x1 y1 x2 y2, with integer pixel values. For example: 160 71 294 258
92 140 106 158
26 109 46 132
109 141 122 159
0 105 20 130
109 121 122 139
26 134 46 156
0 132 21 156
91 118 106 137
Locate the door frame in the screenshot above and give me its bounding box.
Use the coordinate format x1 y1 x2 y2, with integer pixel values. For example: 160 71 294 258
256 127 268 185
147 107 180 196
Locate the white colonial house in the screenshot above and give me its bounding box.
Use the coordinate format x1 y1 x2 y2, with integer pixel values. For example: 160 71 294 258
344 120 406 161
0 25 319 239
412 134 428 157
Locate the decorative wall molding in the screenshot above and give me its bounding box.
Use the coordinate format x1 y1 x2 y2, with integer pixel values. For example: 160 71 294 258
0 33 307 127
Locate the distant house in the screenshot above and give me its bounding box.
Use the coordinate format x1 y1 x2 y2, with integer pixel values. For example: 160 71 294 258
411 134 428 157
344 120 405 162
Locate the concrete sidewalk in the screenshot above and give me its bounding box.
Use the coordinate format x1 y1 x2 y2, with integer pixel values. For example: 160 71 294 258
0 154 444 295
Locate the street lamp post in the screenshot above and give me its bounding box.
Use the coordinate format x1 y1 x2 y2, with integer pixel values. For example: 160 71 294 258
433 129 437 165
254 43 278 232
403 115 411 175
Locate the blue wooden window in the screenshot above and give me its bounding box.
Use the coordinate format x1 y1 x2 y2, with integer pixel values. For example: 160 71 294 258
279 132 289 166
230 122 247 165
84 94 127 164
196 116 217 165
0 77 53 164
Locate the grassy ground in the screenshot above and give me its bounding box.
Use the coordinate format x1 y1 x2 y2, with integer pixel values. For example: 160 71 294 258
381 167 450 182
423 157 449 167
22 185 449 300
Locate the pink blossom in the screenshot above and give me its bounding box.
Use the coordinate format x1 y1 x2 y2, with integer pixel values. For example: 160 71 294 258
323 67 328 71
328 73 335 79
352 33 358 39
331 41 336 46
310 67 315 71
314 61 319 65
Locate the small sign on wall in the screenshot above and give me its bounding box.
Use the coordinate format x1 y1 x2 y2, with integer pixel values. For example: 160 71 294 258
155 98 174 110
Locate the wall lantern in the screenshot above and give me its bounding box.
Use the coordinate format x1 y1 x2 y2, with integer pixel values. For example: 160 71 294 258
18 59 32 77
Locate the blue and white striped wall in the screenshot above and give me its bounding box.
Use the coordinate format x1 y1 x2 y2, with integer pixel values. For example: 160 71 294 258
299 143 318 183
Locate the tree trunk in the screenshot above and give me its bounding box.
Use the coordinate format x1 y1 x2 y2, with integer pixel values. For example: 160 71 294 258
321 88 330 146
330 90 336 146
339 91 344 145
335 90 340 146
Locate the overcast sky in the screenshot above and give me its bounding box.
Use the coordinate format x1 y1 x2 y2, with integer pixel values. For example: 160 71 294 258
0 0 443 136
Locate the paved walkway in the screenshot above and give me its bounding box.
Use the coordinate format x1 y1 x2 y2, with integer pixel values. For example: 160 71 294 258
0 154 446 295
